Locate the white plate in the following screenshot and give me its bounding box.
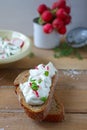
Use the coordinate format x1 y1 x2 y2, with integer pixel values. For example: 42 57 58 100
0 30 32 64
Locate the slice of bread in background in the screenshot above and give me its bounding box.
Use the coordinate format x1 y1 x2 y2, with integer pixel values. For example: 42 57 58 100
14 70 58 121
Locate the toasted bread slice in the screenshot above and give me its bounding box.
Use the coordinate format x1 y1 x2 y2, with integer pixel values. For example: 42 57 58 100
24 94 64 122
44 94 64 122
14 70 58 121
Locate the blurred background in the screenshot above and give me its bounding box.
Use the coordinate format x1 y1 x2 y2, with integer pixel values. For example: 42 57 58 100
0 0 87 36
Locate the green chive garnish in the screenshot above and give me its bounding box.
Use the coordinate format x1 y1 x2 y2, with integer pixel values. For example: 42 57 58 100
31 82 39 91
40 97 47 102
44 71 49 76
30 78 36 82
38 79 42 83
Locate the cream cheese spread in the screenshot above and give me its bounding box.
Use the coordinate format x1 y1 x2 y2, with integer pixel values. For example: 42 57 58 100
0 37 24 59
19 62 57 105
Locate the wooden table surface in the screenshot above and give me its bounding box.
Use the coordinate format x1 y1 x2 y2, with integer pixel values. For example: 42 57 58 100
0 41 87 130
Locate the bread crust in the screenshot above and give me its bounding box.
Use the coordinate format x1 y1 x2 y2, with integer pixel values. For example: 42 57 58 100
14 70 58 121
44 93 65 122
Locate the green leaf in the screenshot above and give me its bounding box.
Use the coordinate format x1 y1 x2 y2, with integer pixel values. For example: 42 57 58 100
51 8 57 16
40 97 47 102
38 17 45 25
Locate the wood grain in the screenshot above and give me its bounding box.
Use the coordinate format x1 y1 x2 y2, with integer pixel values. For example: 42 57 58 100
0 86 87 113
0 67 87 129
0 113 87 130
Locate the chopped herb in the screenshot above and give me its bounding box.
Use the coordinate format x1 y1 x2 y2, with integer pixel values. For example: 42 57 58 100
40 97 47 102
38 79 42 83
74 50 83 60
10 52 13 55
44 71 49 76
31 82 39 91
28 52 35 58
30 78 36 82
53 42 83 60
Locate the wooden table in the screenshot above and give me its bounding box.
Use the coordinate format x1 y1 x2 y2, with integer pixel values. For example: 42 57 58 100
0 42 87 130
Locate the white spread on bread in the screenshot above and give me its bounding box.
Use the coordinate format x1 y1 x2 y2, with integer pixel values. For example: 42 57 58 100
19 62 57 105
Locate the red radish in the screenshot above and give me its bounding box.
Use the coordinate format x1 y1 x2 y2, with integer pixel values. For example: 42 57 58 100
56 8 67 19
43 23 53 34
64 5 71 14
64 15 71 25
41 10 53 22
37 4 48 15
52 18 64 29
52 2 60 9
35 66 38 69
34 91 39 97
46 66 49 70
52 0 66 9
58 25 66 34
36 0 72 35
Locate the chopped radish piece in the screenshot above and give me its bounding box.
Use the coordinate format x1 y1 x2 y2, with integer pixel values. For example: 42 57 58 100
11 38 24 48
35 66 38 69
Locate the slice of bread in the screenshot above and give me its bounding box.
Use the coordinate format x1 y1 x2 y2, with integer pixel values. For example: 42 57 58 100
24 94 64 122
44 94 64 122
14 70 58 121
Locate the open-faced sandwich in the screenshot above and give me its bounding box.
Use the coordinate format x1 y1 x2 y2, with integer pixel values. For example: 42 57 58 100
14 62 64 122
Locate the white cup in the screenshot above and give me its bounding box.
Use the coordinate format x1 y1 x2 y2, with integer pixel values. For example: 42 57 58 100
33 17 60 49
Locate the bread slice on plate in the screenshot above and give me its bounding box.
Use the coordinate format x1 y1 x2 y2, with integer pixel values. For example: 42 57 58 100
14 63 58 121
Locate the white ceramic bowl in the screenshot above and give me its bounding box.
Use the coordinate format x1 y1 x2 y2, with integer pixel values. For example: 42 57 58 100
0 30 31 64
